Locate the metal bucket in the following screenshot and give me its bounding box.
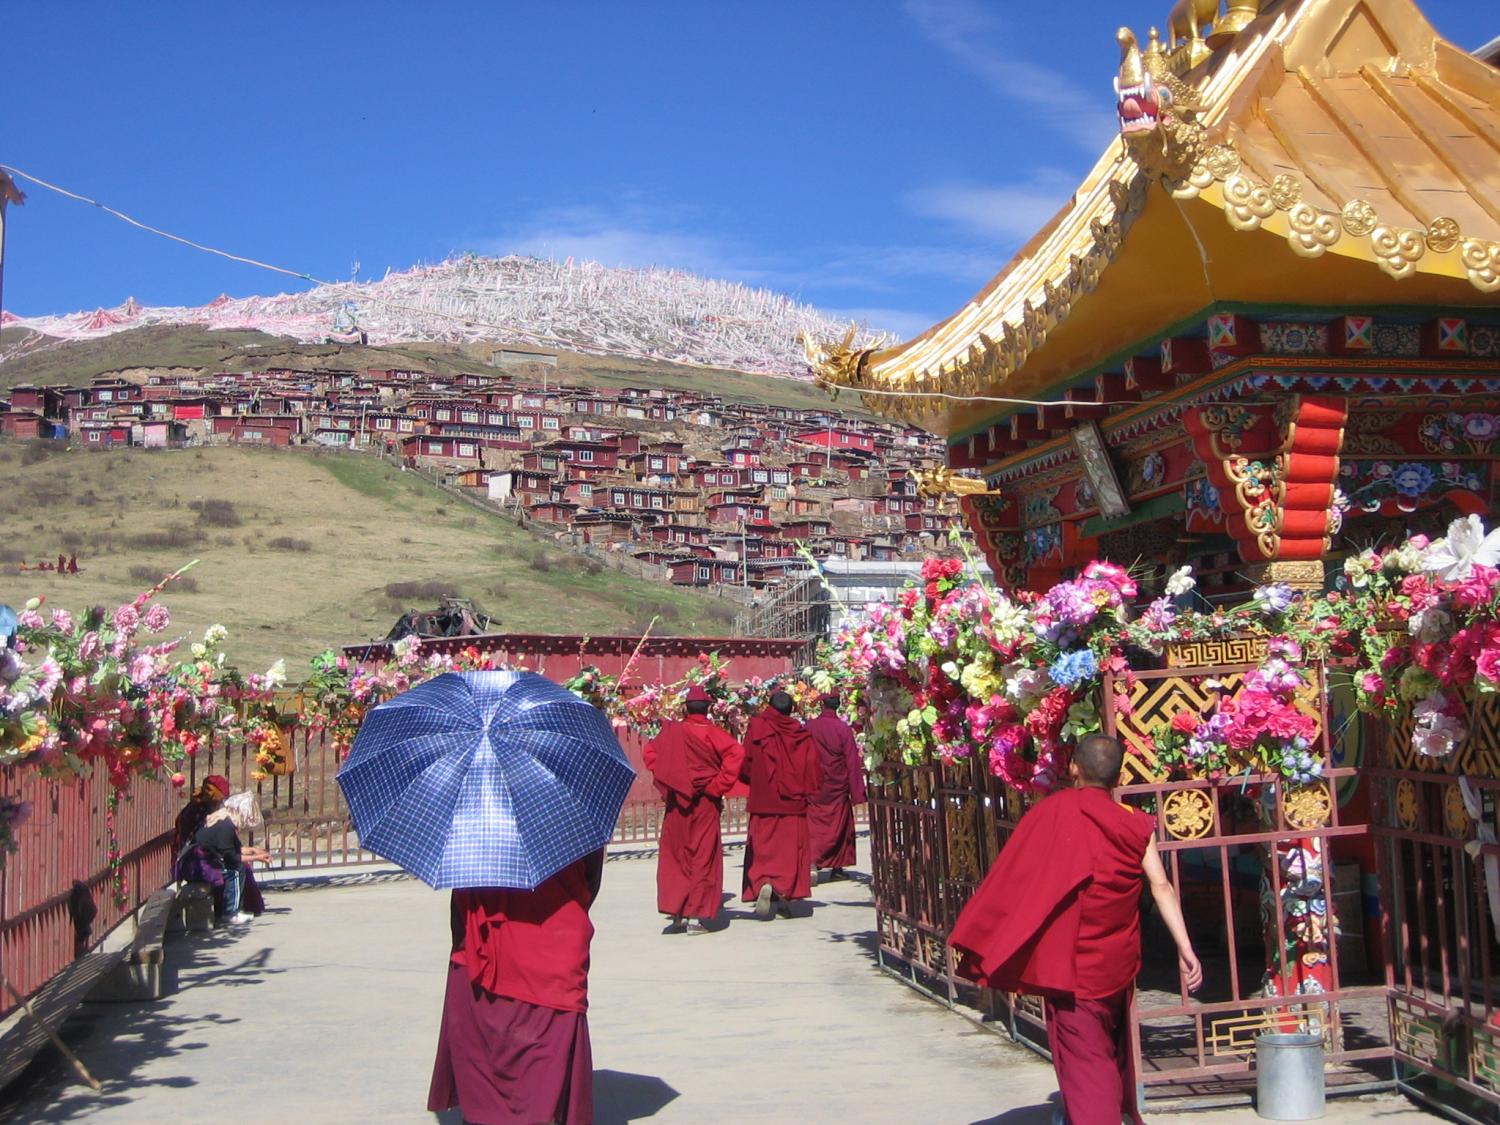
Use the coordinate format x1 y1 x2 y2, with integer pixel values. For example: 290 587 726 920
1256 1032 1326 1120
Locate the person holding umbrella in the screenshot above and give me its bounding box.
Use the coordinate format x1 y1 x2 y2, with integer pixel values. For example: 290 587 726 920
337 670 635 1125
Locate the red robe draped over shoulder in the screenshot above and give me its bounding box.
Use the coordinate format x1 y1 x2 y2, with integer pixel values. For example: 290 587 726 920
805 710 865 870
740 709 822 816
644 716 743 804
644 716 744 919
948 786 1154 998
740 708 823 902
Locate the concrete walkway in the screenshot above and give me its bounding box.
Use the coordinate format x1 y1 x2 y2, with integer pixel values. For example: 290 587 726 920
1 851 1436 1124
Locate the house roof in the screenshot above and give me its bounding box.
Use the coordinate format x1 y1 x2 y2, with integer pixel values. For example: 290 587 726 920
807 0 1500 436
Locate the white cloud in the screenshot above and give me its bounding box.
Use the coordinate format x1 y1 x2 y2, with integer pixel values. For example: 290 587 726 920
907 177 1073 244
479 201 773 286
903 0 1116 152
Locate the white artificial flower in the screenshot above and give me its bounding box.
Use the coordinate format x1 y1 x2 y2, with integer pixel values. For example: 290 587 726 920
1164 565 1196 598
263 658 287 690
1408 607 1453 644
1422 515 1500 581
190 642 207 659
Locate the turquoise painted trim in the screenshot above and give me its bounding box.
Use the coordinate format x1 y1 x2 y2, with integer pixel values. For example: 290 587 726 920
1079 491 1185 538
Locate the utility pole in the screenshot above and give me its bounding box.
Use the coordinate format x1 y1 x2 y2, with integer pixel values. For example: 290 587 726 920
0 169 26 327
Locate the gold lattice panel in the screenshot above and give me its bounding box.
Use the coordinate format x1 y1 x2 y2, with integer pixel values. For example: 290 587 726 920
945 796 981 882
1462 693 1500 780
1472 1022 1500 1094
1385 692 1500 779
1390 995 1443 1066
1208 1013 1276 1057
1114 666 1324 786
1166 638 1271 667
1116 672 1245 784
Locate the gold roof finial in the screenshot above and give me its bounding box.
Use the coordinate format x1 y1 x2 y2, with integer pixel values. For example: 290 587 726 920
1145 26 1164 64
1208 0 1263 48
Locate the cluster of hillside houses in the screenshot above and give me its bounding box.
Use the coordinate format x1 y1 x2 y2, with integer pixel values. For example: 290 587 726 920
0 361 961 588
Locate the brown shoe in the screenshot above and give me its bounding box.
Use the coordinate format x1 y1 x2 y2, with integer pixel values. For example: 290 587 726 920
754 883 774 918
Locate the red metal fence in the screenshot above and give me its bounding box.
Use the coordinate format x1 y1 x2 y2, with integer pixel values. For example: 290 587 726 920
0 767 177 1019
0 634 811 1020
867 642 1391 1105
1373 690 1500 1122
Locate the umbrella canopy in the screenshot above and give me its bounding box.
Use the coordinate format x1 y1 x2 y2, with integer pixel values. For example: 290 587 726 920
337 670 634 889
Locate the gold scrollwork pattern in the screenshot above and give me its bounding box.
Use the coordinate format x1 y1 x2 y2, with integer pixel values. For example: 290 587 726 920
946 798 981 882
1286 202 1340 257
1426 216 1461 254
1341 199 1379 237
1463 238 1500 294
1223 174 1277 230
1444 787 1472 839
1172 146 1500 294
1370 225 1426 280
1395 779 1419 831
1166 638 1270 666
1163 789 1216 840
1224 453 1284 558
1284 783 1333 830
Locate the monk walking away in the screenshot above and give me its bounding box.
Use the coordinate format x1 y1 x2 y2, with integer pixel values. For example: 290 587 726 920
643 684 744 934
805 693 865 882
741 690 822 919
428 848 605 1125
948 734 1202 1125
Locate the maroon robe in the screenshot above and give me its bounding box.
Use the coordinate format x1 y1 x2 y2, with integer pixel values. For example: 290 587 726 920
739 708 822 902
643 716 744 919
805 709 866 870
948 786 1155 1125
428 851 603 1125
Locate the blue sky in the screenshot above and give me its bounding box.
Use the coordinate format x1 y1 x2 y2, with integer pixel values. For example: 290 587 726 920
0 0 1483 338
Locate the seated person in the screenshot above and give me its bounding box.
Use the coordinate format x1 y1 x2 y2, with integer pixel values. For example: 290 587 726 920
174 775 271 923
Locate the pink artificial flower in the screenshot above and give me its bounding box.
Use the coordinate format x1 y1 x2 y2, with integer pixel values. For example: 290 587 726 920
1476 648 1500 687
49 608 75 635
114 604 140 635
16 610 43 630
142 604 171 633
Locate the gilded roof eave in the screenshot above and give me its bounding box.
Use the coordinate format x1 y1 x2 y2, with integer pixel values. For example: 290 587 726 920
810 0 1500 432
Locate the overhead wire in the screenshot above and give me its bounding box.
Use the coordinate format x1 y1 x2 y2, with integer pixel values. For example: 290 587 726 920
7 162 1157 412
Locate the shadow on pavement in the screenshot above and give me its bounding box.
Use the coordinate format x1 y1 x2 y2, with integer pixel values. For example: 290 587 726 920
968 1091 1061 1123
0 930 282 1122
594 1069 679 1123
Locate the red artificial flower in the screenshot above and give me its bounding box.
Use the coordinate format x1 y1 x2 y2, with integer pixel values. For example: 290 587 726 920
1170 711 1199 734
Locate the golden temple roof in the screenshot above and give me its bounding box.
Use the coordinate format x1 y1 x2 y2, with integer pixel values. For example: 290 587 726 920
811 0 1500 435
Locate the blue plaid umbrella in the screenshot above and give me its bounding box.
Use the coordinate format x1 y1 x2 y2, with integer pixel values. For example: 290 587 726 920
336 670 634 889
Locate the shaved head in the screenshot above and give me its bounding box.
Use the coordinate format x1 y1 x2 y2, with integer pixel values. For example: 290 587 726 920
769 690 795 715
1073 734 1125 788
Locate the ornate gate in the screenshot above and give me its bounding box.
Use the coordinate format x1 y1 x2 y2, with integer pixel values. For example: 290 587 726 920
867 642 1391 1104
1373 692 1500 1123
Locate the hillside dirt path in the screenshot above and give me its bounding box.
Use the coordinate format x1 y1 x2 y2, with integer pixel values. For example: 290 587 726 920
1 853 1436 1123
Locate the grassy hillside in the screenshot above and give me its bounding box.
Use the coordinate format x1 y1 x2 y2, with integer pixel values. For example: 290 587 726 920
0 442 736 675
0 325 857 414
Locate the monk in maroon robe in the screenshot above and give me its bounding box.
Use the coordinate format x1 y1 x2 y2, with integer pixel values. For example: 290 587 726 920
805 693 866 881
428 848 604 1125
643 685 744 934
740 691 822 918
948 735 1201 1125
